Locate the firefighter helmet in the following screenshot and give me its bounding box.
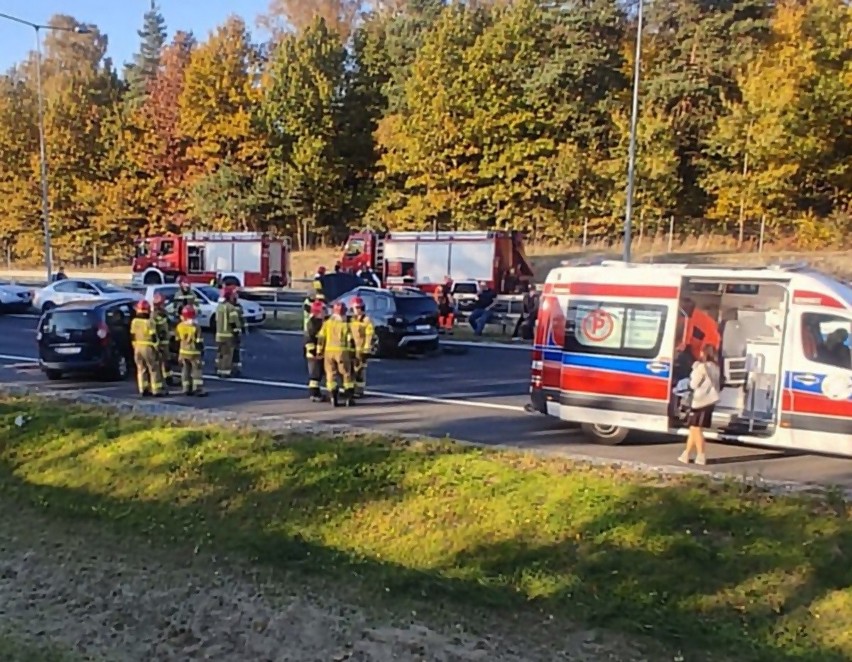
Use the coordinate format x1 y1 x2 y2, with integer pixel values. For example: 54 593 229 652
310 300 325 317
152 293 165 307
332 301 346 315
351 296 365 310
181 305 196 319
135 300 151 315
220 285 232 300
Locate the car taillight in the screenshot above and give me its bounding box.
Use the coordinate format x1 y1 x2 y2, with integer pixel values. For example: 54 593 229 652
96 322 109 344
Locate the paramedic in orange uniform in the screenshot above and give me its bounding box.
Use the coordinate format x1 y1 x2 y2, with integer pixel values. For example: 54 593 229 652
678 298 721 361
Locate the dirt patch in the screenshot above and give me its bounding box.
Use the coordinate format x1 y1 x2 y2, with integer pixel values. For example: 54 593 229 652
0 504 654 662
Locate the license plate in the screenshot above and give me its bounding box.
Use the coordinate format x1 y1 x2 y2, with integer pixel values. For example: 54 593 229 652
54 346 81 355
416 325 432 331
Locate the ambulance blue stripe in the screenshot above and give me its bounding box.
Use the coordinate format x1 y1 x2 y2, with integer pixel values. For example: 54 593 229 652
562 353 670 379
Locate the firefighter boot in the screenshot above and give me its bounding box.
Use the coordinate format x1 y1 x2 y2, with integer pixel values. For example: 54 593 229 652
309 386 323 403
343 388 356 407
329 388 339 408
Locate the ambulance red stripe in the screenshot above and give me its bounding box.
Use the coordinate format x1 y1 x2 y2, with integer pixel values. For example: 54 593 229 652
560 367 669 400
791 290 845 309
782 390 852 418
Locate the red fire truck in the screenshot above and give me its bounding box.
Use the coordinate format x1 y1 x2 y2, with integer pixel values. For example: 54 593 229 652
131 232 291 288
339 230 534 293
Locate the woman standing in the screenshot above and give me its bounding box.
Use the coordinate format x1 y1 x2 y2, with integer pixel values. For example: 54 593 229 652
679 344 721 466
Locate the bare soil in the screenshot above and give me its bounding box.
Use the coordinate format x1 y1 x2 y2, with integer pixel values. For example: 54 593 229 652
0 504 657 662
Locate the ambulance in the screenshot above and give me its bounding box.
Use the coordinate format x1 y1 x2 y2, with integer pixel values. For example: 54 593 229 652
529 261 852 456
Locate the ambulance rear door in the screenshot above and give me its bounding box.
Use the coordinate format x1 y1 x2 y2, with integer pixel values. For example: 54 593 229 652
560 279 681 437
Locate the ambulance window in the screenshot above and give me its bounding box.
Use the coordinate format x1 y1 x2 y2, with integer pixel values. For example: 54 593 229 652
565 302 667 359
802 313 851 370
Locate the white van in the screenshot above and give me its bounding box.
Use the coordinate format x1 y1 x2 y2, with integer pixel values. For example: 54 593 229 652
529 261 852 456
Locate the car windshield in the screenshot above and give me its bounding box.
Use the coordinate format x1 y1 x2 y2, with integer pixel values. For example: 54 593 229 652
394 296 437 316
45 310 95 332
196 286 219 302
453 283 478 295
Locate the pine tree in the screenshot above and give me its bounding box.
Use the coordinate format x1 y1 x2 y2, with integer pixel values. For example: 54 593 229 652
125 1 168 105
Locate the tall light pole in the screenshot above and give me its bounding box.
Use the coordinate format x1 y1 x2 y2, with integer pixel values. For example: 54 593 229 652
623 0 644 263
0 12 90 281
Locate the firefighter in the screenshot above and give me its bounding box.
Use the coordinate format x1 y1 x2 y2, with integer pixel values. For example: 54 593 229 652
229 287 246 376
214 286 241 377
171 277 198 316
176 305 206 396
302 279 326 330
349 296 374 398
130 300 163 397
317 301 355 407
152 293 174 386
304 299 327 402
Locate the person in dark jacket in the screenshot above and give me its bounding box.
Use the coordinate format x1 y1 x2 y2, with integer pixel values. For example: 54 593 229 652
511 283 538 341
304 300 327 402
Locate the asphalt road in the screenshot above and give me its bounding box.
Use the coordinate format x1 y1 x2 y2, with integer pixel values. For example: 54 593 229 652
2 313 852 490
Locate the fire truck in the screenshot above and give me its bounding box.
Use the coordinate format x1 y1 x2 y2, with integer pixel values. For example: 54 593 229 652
339 230 534 294
131 232 291 288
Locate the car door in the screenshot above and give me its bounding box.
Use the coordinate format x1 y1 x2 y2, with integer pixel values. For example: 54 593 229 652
788 309 852 454
76 281 101 302
50 280 79 306
106 302 134 361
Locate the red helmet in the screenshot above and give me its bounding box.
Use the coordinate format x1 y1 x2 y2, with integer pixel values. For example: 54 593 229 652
220 286 232 300
310 300 325 317
181 305 196 319
333 301 346 315
317 266 326 275
135 300 151 314
153 293 165 306
351 296 365 310
177 276 189 288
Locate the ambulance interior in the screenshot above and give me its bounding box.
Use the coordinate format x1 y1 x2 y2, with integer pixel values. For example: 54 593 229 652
673 278 788 436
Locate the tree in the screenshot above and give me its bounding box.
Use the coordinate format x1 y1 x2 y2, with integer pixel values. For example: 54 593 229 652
260 17 348 247
125 1 168 106
178 17 266 229
259 0 361 40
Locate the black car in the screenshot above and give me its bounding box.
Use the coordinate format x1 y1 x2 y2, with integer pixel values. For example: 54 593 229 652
333 286 439 356
37 298 137 381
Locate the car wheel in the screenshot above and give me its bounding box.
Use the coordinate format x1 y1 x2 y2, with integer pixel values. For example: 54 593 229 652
41 301 56 313
143 272 162 285
44 369 63 381
580 423 629 446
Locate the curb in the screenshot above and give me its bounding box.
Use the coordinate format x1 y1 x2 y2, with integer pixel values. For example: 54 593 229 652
1 382 849 503
260 328 532 351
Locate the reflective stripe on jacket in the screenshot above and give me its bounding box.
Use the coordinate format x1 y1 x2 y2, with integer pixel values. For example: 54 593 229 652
350 315 374 354
317 317 352 353
176 320 204 356
130 317 158 347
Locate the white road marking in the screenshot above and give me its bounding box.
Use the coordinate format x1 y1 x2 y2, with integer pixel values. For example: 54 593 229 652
0 353 527 413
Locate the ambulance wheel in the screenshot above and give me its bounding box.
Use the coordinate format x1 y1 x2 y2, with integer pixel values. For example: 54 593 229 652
581 423 629 445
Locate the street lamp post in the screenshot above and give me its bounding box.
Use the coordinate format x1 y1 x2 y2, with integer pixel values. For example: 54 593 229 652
0 12 89 281
623 0 644 263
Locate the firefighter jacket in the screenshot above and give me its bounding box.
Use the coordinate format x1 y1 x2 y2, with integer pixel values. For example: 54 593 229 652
349 314 374 355
153 309 170 346
234 302 246 332
302 294 326 330
176 320 204 357
215 301 241 341
317 316 352 355
130 316 158 348
171 290 198 316
304 316 324 358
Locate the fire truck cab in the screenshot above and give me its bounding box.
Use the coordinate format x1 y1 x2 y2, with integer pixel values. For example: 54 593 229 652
132 232 290 288
530 261 852 456
340 230 534 294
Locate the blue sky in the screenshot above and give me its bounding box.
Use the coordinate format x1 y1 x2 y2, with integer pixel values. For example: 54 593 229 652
0 0 271 72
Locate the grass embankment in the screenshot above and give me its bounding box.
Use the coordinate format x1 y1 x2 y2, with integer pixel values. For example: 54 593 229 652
1 397 850 662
